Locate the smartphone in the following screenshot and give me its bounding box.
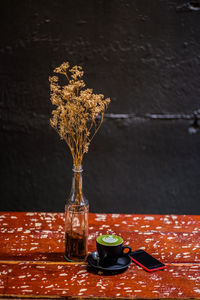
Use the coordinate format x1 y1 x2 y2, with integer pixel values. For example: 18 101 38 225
130 249 166 272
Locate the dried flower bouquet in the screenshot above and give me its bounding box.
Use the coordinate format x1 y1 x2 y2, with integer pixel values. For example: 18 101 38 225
49 62 110 167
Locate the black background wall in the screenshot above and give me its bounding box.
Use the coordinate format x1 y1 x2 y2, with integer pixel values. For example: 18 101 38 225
0 0 200 214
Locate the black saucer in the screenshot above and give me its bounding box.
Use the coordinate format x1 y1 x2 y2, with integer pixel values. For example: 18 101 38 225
87 252 132 272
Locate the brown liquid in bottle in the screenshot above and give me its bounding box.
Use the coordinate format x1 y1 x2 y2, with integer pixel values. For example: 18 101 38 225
65 232 87 261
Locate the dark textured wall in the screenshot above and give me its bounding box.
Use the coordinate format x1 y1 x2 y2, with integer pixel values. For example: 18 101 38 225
0 0 200 214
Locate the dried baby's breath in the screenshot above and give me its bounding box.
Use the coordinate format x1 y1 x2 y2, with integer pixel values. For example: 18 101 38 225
49 62 110 167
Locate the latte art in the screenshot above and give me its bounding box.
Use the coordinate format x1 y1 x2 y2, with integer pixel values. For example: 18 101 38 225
96 234 123 246
102 236 118 244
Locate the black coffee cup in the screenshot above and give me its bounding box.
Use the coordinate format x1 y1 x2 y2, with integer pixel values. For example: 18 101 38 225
96 234 131 267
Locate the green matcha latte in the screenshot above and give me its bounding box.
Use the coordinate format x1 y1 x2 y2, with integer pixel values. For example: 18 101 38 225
96 234 123 246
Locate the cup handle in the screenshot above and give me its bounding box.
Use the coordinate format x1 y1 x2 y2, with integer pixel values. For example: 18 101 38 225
122 245 132 255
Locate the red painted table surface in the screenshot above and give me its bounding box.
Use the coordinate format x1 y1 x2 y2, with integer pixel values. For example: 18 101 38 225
0 212 200 299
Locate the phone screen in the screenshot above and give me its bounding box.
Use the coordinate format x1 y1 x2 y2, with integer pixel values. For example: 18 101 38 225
130 250 165 270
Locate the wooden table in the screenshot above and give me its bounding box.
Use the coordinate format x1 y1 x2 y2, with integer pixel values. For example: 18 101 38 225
0 212 200 299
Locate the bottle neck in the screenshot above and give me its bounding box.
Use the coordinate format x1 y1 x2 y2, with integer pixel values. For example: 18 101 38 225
71 165 83 200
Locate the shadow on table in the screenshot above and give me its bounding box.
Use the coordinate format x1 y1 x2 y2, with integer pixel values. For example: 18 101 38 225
0 252 66 262
86 265 129 276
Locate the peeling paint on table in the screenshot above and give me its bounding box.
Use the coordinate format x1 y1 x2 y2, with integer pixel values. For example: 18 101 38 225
0 212 200 299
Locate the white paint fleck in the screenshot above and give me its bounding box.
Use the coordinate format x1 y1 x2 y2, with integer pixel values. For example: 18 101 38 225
139 246 145 250
178 291 183 295
95 214 107 221
154 285 161 287
0 271 7 275
30 247 38 251
77 280 85 284
156 226 162 229
145 238 154 243
77 270 87 274
111 214 120 218
57 266 63 269
35 223 42 227
144 216 154 221
46 284 54 288
153 241 159 248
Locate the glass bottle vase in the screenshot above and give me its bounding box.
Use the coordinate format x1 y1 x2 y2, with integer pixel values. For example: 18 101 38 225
64 165 89 262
